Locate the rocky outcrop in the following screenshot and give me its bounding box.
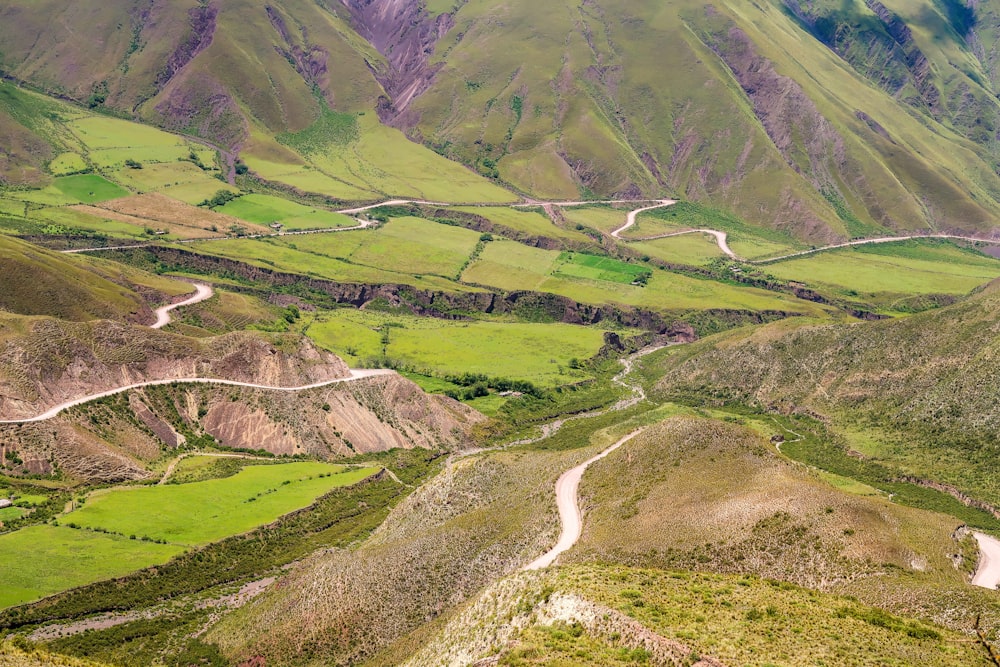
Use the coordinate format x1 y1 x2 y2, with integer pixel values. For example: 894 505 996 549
202 373 483 456
155 4 219 90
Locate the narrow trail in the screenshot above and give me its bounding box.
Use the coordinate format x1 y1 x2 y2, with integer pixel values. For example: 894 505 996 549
0 369 395 425
523 429 643 570
151 283 213 329
972 532 1000 590
506 343 668 448
750 233 1000 263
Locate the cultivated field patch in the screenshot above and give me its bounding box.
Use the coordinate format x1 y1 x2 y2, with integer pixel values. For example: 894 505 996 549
0 525 183 609
64 462 377 546
50 175 129 204
763 240 1000 300
216 194 355 230
309 309 615 385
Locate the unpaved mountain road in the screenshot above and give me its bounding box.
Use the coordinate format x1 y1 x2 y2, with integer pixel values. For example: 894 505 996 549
754 233 1000 264
0 369 395 425
59 196 996 261
972 532 1000 590
523 430 643 571
151 283 213 329
609 199 677 238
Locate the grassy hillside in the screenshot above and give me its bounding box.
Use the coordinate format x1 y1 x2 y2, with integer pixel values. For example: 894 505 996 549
385 0 1000 238
3 1 1000 235
0 641 110 667
0 235 171 322
649 279 1000 507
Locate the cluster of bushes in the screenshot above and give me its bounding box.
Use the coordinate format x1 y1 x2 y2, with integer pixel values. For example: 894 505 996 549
197 190 238 208
440 373 544 401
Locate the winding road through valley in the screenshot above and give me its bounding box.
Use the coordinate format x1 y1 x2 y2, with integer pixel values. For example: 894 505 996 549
524 429 643 570
0 281 394 424
0 370 395 425
60 197 999 261
151 283 214 329
41 202 1000 589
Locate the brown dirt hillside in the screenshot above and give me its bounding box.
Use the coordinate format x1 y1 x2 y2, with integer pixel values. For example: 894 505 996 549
0 373 482 483
73 193 272 239
0 320 348 420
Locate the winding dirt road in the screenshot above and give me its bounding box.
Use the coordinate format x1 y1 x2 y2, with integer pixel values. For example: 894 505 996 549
59 196 996 262
610 199 676 239
0 369 395 425
524 430 643 570
151 283 214 329
751 233 1000 264
972 532 1000 590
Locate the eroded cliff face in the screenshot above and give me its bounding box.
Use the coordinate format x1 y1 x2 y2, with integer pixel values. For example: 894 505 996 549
0 321 348 420
0 373 482 483
338 0 454 124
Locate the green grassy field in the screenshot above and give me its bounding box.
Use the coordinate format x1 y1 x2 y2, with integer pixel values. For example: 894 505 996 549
245 115 516 203
216 194 355 230
308 309 613 385
763 240 1000 301
554 252 651 284
559 205 634 234
453 206 593 243
190 216 486 289
0 525 183 609
630 233 725 266
110 162 230 204
65 462 377 546
463 239 831 316
50 175 129 204
48 152 88 176
632 203 801 259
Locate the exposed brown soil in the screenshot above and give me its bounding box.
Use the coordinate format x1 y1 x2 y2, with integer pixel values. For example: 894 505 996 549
0 321 348 421
77 193 270 238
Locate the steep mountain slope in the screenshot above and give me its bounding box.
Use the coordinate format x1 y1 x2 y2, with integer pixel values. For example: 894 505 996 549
1 372 482 482
0 235 179 323
650 279 1000 505
381 0 1000 238
0 0 382 147
4 0 1000 236
0 322 348 420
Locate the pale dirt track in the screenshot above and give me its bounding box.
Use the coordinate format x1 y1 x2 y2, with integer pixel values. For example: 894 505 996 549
972 532 1000 589
59 197 997 261
0 369 395 425
523 430 643 570
151 283 213 329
